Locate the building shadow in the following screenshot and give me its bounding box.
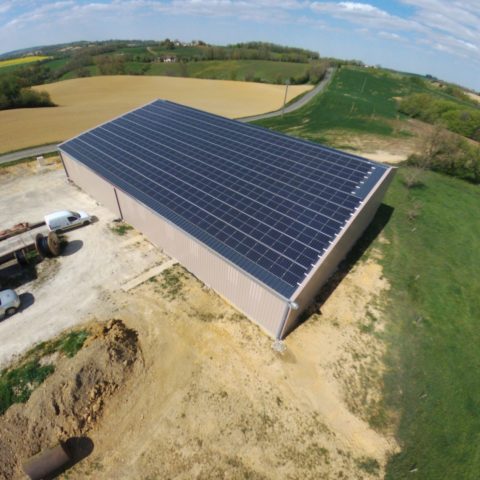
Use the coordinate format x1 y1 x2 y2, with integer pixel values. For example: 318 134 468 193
0 262 37 290
61 240 83 257
296 203 395 328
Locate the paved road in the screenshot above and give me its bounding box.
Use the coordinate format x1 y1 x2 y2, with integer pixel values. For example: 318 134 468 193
0 68 336 164
238 67 336 122
0 143 59 165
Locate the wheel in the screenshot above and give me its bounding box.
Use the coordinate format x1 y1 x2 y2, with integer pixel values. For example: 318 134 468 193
6 307 17 316
83 220 90 226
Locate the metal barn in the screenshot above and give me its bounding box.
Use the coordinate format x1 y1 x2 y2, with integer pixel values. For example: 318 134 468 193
59 100 394 339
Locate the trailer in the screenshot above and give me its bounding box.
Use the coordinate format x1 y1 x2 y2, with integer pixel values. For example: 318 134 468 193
0 221 61 268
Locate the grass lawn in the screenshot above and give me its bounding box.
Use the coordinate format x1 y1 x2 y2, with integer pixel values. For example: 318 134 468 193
148 46 210 59
116 45 151 55
381 171 480 479
42 57 69 71
0 329 89 414
60 64 99 80
147 59 309 83
257 66 473 140
257 67 410 138
262 71 480 478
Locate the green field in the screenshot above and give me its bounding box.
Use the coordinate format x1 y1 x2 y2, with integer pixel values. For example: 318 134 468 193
257 67 407 137
42 57 69 71
148 46 208 59
262 75 480 479
146 59 309 83
380 170 480 479
60 64 99 80
257 66 474 139
50 59 308 83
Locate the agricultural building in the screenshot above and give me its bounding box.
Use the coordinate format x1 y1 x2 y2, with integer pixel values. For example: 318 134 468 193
59 100 394 338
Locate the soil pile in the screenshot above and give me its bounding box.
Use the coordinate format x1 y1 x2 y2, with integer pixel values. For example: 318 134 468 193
0 319 138 480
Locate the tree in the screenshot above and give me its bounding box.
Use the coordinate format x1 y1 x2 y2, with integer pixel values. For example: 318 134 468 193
408 127 480 183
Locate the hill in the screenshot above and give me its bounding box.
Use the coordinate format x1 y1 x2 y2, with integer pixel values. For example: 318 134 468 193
0 76 311 153
0 39 327 86
257 66 480 162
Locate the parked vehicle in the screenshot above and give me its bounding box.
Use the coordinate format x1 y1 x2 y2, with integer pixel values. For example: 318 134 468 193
44 210 91 232
0 289 21 318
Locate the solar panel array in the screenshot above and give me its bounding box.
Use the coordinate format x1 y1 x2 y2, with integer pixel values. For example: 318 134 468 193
60 100 389 298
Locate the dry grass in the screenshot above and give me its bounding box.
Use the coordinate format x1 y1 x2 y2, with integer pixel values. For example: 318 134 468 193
0 76 311 153
465 91 480 104
0 55 50 68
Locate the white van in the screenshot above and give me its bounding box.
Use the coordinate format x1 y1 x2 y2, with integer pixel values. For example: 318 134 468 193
0 289 21 318
44 210 91 232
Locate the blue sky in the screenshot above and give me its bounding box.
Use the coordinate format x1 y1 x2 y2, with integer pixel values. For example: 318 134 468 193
0 1 479 90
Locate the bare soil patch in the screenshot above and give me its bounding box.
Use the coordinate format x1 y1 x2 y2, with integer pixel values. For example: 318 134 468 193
0 76 311 153
0 319 138 480
325 118 435 165
465 91 480 104
54 254 397 479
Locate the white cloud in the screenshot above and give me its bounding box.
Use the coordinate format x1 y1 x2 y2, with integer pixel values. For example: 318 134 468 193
338 2 382 13
311 1 480 62
311 1 423 33
378 31 402 40
398 0 480 57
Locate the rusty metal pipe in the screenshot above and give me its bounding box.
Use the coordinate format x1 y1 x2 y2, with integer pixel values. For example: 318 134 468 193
22 442 71 480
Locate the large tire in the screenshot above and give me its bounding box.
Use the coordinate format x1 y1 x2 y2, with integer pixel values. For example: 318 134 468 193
6 307 17 316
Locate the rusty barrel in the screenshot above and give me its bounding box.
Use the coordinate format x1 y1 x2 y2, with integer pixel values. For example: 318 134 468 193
22 442 71 480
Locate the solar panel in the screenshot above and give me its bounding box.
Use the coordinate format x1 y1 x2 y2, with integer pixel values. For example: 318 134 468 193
60 100 389 298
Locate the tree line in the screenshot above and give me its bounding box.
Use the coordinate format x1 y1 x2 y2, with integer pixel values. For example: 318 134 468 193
408 128 480 184
0 75 54 111
399 93 480 141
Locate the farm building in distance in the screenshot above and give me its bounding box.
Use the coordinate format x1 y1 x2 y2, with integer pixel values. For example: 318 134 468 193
59 100 394 339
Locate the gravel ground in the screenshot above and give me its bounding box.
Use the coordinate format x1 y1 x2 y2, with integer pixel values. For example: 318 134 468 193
0 160 169 367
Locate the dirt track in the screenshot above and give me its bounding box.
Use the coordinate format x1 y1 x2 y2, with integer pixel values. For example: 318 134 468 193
0 76 311 153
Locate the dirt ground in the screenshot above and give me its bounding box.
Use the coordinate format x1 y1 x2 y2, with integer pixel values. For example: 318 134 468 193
325 118 434 165
0 158 169 367
0 319 139 480
465 91 480 104
0 76 311 153
0 162 398 479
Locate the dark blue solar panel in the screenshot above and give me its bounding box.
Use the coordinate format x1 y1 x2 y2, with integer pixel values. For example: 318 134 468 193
60 100 390 298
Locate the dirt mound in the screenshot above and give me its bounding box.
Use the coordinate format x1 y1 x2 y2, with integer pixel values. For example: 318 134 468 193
0 319 138 480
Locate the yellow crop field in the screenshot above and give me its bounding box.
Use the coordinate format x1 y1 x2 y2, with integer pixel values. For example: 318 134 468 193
0 55 50 69
0 76 311 153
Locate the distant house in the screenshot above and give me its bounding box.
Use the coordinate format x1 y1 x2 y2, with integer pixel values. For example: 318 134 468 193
162 56 177 63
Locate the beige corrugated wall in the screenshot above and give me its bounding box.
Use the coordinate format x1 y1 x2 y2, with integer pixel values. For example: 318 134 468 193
61 153 288 338
115 189 288 337
62 153 121 217
279 168 396 338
